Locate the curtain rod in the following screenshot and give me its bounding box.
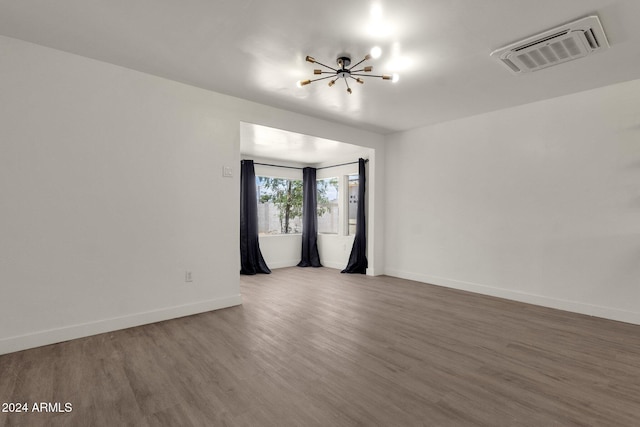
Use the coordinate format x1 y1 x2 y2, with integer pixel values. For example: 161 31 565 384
251 159 368 171
252 162 301 170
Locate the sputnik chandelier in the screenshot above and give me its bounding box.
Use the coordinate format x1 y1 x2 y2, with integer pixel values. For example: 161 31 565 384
296 47 399 94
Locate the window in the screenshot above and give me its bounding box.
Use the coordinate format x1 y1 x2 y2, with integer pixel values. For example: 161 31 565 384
347 174 359 235
317 177 339 234
256 172 355 236
256 177 303 235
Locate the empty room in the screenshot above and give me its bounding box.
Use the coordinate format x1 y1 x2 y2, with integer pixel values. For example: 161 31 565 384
1 0 640 425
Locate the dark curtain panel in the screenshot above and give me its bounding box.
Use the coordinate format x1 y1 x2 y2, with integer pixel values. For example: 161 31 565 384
298 167 322 267
342 158 368 274
240 160 271 275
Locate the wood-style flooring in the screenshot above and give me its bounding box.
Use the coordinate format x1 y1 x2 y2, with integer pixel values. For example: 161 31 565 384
1 267 640 426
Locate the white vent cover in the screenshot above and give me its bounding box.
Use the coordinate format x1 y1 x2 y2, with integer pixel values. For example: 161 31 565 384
491 16 609 74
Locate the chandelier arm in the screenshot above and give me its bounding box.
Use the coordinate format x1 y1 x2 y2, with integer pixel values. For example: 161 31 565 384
308 75 336 83
344 78 353 94
348 56 369 70
351 73 388 78
312 60 338 72
350 68 370 73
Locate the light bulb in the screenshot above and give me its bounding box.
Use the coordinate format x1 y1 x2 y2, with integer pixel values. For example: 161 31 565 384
370 46 382 59
392 73 400 83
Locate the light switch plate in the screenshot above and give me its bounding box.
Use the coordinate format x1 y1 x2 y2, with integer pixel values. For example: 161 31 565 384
223 166 233 177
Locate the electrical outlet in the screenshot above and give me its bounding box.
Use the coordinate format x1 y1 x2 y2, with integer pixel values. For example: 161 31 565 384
185 271 193 282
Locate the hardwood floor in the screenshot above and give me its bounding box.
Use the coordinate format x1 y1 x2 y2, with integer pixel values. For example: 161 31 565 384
1 267 640 426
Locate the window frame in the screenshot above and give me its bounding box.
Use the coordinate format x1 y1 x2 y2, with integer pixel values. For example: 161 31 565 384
255 172 304 236
316 176 340 235
316 164 359 237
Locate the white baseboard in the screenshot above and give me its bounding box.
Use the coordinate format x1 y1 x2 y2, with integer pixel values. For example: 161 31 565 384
384 269 640 326
321 261 380 276
268 260 300 269
268 260 347 270
321 260 346 270
0 295 242 356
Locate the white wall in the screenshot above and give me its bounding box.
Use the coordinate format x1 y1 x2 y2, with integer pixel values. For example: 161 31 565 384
385 78 640 325
259 235 303 269
0 35 384 354
317 234 354 270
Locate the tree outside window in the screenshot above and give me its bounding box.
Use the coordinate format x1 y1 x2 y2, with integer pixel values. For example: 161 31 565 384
257 176 338 235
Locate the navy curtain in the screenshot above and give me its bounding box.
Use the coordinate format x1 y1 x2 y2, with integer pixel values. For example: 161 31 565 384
342 158 368 274
240 160 271 275
298 167 322 267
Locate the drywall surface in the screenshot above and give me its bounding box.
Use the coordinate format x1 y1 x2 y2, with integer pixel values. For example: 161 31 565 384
385 78 640 324
0 35 383 354
259 235 303 269
317 234 355 270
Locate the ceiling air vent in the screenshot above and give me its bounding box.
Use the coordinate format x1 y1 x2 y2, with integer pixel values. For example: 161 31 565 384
490 16 609 74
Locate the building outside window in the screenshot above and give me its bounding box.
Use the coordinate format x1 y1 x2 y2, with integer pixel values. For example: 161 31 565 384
317 177 339 234
347 174 359 235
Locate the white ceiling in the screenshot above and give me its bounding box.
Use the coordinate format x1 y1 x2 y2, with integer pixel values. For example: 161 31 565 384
1 0 640 135
240 122 372 166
